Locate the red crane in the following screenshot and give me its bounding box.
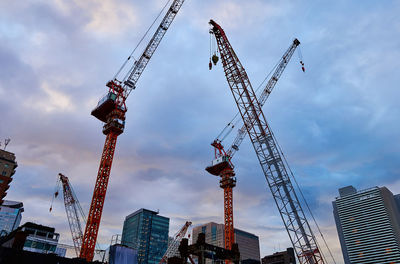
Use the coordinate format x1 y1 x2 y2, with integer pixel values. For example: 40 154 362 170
80 1 186 260
209 19 326 264
206 39 301 252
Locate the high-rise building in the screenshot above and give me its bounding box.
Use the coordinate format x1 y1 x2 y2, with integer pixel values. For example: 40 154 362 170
192 222 260 263
121 208 169 264
333 185 400 264
0 149 18 205
0 200 24 235
261 248 295 264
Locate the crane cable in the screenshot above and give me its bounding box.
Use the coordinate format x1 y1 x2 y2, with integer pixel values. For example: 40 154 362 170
49 177 61 212
113 0 173 81
214 57 281 144
270 129 338 264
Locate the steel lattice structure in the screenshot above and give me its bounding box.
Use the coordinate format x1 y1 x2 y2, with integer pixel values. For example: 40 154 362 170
58 173 85 257
207 39 300 254
80 0 186 260
159 221 192 263
225 38 300 158
209 19 325 264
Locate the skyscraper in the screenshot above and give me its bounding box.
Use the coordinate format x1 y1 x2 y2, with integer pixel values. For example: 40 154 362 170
192 222 260 263
0 200 24 235
333 185 400 264
0 149 18 205
121 208 169 264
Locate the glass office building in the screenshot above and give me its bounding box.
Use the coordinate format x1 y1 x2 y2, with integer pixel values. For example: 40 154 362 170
122 208 169 264
333 186 400 264
0 200 24 235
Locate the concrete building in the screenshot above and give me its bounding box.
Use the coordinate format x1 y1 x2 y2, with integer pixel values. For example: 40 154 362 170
0 200 24 235
121 208 169 264
333 185 400 264
0 149 18 205
261 248 295 264
21 222 60 254
192 222 260 263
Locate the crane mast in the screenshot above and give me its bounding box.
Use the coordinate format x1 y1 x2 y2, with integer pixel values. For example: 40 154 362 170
209 20 325 264
159 221 192 264
81 1 185 261
207 39 300 254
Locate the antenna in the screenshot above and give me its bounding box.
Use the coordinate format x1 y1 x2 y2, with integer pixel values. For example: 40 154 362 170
4 139 10 150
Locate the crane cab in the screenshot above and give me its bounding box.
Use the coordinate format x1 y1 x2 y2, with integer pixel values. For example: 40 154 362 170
206 155 232 176
91 92 118 122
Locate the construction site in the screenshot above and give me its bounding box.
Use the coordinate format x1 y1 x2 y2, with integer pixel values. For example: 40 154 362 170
1 0 400 264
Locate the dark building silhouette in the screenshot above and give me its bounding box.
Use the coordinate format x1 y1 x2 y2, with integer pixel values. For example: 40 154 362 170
261 248 295 264
192 222 260 263
0 149 17 205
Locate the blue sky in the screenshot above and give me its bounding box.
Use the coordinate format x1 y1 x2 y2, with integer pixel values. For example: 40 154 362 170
1 0 400 262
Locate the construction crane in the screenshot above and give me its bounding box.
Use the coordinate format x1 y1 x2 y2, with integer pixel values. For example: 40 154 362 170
81 0 185 261
50 173 87 257
209 19 326 264
159 221 194 264
50 173 85 257
206 39 301 253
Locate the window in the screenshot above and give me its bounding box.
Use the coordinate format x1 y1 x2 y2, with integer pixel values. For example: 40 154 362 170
24 240 32 247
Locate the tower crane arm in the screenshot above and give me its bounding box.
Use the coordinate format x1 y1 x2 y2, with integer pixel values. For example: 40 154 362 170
122 0 185 98
225 38 300 158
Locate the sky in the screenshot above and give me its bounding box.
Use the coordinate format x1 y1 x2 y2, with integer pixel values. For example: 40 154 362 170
1 0 400 262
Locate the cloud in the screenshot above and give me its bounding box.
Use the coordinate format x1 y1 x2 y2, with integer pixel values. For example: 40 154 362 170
1 1 400 263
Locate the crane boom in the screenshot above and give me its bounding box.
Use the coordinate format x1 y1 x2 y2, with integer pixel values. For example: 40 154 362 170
58 173 85 257
209 19 325 264
159 221 192 263
123 0 186 97
81 1 186 261
226 39 300 158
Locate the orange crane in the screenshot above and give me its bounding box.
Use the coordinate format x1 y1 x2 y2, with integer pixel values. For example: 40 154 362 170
80 1 186 261
206 39 301 252
209 19 326 264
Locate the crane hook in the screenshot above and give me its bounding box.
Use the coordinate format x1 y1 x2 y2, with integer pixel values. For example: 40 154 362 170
300 61 305 72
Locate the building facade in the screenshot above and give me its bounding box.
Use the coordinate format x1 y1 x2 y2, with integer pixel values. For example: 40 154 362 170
122 208 169 264
0 200 24 235
21 222 60 254
261 248 295 264
192 222 260 263
0 149 18 205
333 185 400 264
